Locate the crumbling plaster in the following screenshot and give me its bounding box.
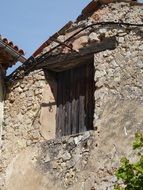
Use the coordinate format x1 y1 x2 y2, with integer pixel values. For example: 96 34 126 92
0 2 143 190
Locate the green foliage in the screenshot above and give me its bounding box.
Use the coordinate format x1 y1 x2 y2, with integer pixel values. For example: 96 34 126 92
133 133 143 150
115 133 143 190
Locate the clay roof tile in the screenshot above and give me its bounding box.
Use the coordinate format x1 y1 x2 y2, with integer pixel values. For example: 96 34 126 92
0 35 25 55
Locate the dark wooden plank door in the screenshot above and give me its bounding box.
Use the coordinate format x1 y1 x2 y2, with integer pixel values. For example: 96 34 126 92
56 62 95 137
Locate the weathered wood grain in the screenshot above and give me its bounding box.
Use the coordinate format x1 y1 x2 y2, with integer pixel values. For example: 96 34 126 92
36 36 116 71
56 62 95 137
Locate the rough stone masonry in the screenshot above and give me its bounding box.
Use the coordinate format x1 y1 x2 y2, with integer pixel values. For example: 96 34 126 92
0 66 4 152
0 1 143 190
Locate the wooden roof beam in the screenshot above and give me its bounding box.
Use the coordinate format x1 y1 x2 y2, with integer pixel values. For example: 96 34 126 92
35 36 117 72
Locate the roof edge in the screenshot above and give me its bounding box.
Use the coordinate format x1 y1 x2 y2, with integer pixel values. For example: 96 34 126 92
77 0 143 21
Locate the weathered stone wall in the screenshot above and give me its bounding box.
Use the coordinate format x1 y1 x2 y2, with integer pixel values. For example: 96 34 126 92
2 29 143 189
0 67 4 150
94 27 143 127
0 70 57 189
0 2 143 190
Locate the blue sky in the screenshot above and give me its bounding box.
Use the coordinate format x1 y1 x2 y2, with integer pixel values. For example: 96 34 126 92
1 0 142 74
0 0 90 58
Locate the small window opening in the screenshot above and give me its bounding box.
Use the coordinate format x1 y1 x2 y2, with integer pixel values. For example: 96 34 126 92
56 60 95 137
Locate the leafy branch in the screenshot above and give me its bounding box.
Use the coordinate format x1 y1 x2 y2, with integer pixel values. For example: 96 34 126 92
115 133 143 190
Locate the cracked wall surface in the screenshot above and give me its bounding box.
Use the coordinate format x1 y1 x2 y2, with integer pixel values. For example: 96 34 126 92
0 2 143 190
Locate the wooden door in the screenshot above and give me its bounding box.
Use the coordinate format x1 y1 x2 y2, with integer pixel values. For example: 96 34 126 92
56 62 95 137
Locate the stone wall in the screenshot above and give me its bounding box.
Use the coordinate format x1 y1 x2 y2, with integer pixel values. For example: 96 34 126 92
94 26 143 128
0 69 57 189
0 67 4 151
0 2 143 190
2 26 143 190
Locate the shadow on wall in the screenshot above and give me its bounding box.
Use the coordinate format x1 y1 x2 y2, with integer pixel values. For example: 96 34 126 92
39 70 57 141
42 60 95 138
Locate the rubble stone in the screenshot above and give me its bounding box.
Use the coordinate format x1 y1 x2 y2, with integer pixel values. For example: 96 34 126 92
0 1 143 190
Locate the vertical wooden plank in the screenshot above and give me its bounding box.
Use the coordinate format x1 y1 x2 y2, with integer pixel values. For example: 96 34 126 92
76 66 80 134
59 105 63 136
56 60 94 137
71 99 76 134
78 64 86 133
68 102 72 135
64 70 70 135
71 69 77 134
90 62 95 130
56 107 59 137
66 69 72 135
79 96 85 133
56 73 63 137
56 73 59 137
62 72 67 136
85 63 89 131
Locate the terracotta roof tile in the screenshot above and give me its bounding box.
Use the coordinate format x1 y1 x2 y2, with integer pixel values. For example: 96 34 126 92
0 35 25 55
0 35 26 69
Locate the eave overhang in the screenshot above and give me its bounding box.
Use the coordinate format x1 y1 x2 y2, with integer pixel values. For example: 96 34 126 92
0 37 26 70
